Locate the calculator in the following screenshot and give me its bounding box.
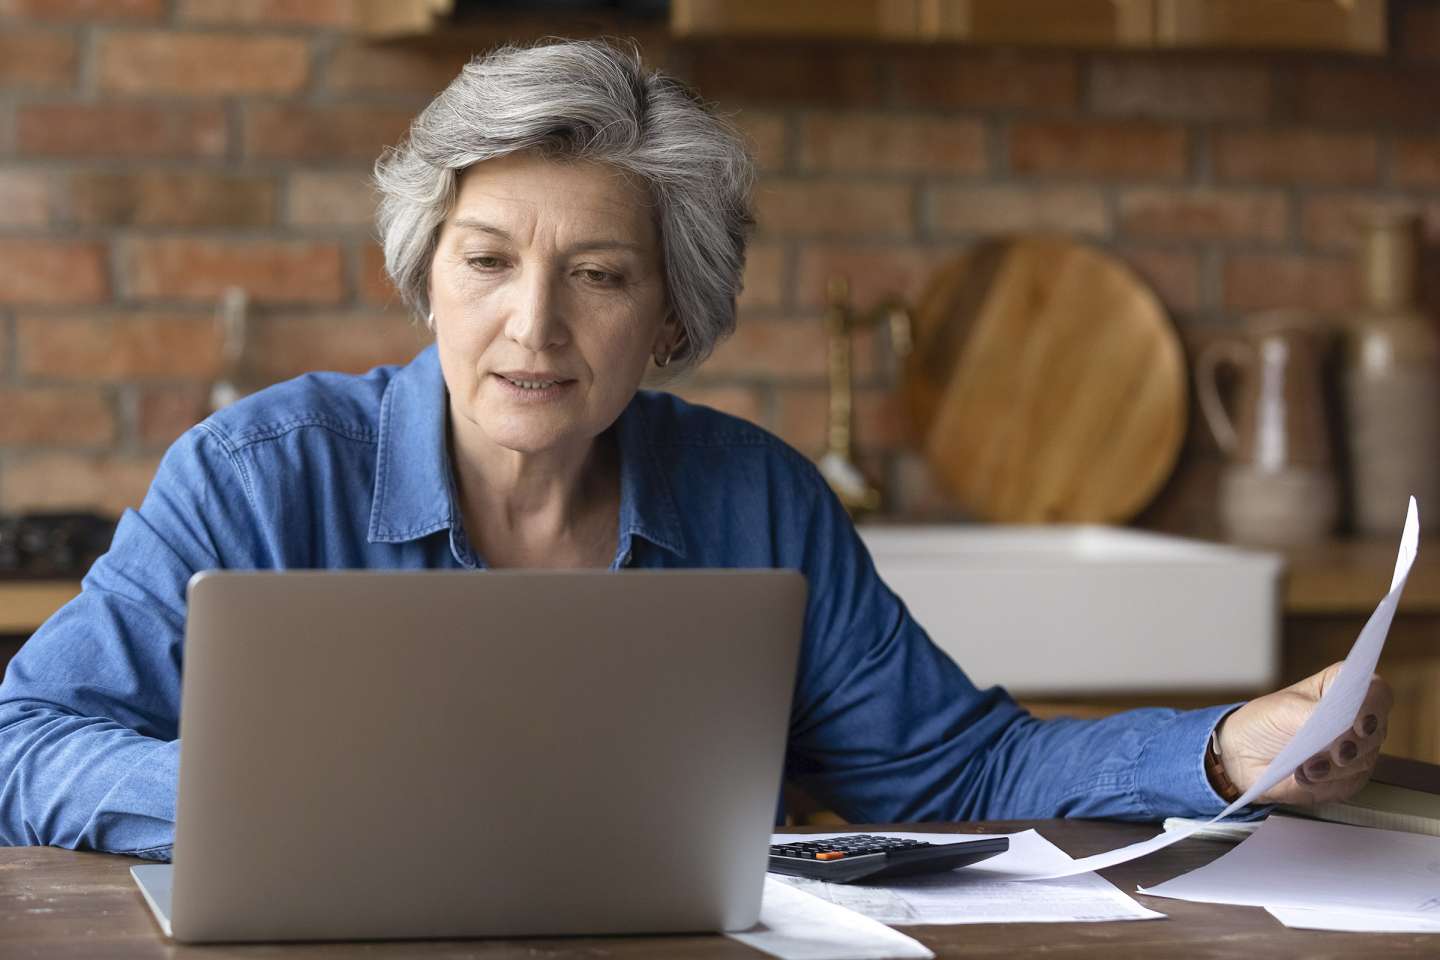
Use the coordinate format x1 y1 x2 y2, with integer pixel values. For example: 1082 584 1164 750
767 834 1009 884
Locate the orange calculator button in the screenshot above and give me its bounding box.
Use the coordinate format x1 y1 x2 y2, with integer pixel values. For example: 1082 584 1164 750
815 852 845 861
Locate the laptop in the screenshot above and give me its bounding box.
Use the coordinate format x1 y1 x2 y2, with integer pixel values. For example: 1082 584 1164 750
132 568 806 943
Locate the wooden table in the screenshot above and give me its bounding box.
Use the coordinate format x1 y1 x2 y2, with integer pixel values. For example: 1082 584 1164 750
3 819 1435 958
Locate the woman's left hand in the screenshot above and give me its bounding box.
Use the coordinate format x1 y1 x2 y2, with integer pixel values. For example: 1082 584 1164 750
1216 661 1393 805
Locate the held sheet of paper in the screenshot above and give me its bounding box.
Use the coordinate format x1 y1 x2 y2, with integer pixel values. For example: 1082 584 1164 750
989 497 1421 882
769 830 1163 924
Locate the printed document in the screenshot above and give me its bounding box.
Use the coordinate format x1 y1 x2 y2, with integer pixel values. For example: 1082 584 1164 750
729 877 934 960
771 830 1163 924
1140 814 1440 923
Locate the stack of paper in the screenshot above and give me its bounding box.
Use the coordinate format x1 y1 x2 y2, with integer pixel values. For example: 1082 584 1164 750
1141 815 1440 933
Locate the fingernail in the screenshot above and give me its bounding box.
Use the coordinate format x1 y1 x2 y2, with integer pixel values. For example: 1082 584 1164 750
1363 715 1379 735
1309 759 1332 778
1339 741 1358 762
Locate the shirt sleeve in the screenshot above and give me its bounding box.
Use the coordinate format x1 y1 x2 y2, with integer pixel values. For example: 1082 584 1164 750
0 425 264 857
783 465 1237 823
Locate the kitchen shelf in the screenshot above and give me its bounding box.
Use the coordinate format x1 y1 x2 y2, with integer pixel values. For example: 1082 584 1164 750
1284 540 1440 615
0 581 81 634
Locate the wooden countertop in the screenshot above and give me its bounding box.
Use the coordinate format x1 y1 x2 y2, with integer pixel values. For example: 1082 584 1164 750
7 820 1440 957
1 538 1435 635
1284 539 1440 615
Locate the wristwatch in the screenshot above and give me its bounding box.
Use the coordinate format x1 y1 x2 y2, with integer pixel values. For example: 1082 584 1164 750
1205 726 1242 804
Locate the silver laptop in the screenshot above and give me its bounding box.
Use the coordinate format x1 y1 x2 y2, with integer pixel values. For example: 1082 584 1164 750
132 569 806 943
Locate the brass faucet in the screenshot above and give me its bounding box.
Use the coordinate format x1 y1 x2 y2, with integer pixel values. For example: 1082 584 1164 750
819 277 913 517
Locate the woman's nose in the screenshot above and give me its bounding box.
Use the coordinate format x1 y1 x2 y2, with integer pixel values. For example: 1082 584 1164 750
503 271 567 351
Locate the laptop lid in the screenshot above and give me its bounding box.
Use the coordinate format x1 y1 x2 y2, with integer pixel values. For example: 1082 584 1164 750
160 569 805 943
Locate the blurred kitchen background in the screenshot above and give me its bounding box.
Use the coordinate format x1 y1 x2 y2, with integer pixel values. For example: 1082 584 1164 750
2 1 1439 762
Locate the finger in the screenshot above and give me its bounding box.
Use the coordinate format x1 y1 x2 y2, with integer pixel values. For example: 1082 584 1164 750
1289 661 1344 700
1331 735 1362 768
1304 735 1384 783
1302 768 1375 805
1351 674 1395 740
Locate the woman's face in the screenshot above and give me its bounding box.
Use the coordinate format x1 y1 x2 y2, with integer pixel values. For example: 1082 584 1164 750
429 152 672 458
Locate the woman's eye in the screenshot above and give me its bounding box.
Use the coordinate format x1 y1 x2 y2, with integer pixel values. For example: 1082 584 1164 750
577 268 621 286
465 255 506 271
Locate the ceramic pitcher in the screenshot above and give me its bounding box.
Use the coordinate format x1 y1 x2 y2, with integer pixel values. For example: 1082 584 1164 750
1197 311 1337 545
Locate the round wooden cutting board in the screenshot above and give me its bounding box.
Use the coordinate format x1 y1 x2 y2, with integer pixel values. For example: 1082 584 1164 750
904 235 1187 524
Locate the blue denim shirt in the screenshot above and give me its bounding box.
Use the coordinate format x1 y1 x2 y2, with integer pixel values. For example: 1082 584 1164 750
0 345 1232 859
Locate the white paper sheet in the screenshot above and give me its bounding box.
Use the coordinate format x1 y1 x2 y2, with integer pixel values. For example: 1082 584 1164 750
1140 815 1440 921
727 877 934 960
771 831 1165 924
1266 905 1440 933
997 498 1421 881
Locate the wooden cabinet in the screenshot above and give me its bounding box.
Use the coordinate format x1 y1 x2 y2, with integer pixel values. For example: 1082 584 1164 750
671 0 1386 53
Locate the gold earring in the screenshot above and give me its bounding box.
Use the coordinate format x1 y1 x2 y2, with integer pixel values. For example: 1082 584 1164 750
654 347 672 368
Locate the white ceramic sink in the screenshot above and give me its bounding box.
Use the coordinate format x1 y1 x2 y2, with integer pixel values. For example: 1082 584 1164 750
856 525 1284 695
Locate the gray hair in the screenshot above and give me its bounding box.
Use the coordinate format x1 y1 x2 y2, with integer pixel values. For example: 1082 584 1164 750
374 40 756 377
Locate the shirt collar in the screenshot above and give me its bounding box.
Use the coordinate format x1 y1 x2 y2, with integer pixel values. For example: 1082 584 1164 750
368 346 688 562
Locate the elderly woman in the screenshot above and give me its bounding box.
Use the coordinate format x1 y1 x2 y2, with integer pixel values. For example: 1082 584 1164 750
0 41 1391 859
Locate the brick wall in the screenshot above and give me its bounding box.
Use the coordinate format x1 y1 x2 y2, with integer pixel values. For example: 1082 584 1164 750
1 0 1437 525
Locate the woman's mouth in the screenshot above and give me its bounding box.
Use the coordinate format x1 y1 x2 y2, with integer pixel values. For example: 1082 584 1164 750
492 373 574 400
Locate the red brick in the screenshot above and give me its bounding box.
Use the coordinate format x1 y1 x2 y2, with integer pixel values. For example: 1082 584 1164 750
124 238 344 305
1396 137 1440 187
98 31 309 96
704 318 828 380
0 240 108 305
1300 195 1440 252
0 454 160 515
323 41 470 96
137 384 211 449
930 185 1108 237
891 50 1079 111
1223 253 1360 312
1 0 162 18
1117 248 1202 314
245 104 415 162
1399 2 1440 60
799 113 985 175
689 43 881 106
177 0 356 26
0 387 115 446
1118 188 1289 242
773 385 909 456
133 386 211 448
247 312 431 383
663 384 764 426
794 244 955 311
17 103 227 158
1009 120 1187 179
1298 66 1440 128
68 171 276 227
1088 58 1270 120
0 170 54 226
733 111 787 173
1214 130 1379 186
16 312 222 380
359 243 399 308
0 29 77 90
755 179 913 237
286 170 376 228
738 243 784 311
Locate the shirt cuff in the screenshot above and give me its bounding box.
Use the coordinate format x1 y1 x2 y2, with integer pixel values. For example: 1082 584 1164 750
1135 702 1247 819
